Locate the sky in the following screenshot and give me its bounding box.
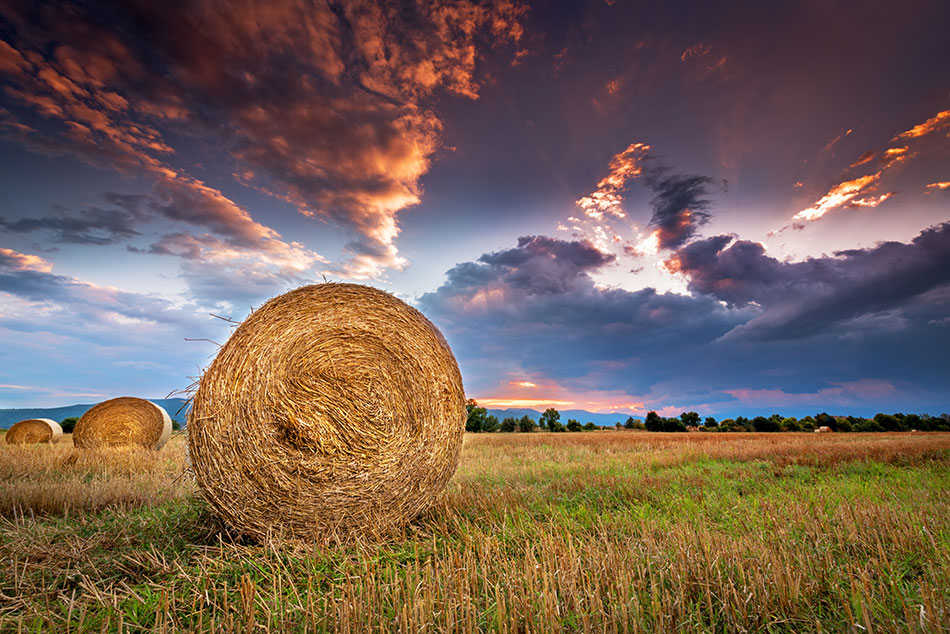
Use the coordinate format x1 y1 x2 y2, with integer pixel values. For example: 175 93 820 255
1 0 949 418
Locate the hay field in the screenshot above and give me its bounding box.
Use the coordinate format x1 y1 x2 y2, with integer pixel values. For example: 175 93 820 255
1 431 949 633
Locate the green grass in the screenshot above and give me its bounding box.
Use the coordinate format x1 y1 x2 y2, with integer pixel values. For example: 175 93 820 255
1 432 949 632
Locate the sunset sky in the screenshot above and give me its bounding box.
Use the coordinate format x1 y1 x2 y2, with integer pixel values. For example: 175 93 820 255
1 0 949 417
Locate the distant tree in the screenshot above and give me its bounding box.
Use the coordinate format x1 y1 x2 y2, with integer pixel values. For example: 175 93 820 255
566 419 583 432
500 417 517 432
539 408 561 431
647 412 687 432
781 417 801 432
623 416 637 430
815 412 838 431
60 417 79 434
482 415 499 433
913 415 934 432
172 419 181 431
873 413 902 432
466 400 488 432
663 417 687 432
615 422 622 429
752 416 779 432
583 422 598 431
852 417 881 432
680 411 700 427
517 415 536 433
703 416 718 428
718 418 736 432
903 414 923 430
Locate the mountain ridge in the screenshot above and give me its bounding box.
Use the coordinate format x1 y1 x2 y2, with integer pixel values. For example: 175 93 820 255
0 401 633 429
0 399 190 428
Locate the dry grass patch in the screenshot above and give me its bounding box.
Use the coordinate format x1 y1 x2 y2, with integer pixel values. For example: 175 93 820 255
0 433 192 516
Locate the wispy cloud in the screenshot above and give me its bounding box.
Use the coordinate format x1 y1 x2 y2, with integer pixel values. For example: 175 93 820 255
892 109 950 140
575 143 650 220
789 109 949 225
725 379 897 408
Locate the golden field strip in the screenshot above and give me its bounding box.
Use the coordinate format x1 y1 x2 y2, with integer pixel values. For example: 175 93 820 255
1 431 949 633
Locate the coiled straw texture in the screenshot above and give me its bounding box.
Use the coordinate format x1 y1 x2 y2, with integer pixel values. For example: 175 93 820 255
5 418 62 444
73 397 172 450
188 283 466 542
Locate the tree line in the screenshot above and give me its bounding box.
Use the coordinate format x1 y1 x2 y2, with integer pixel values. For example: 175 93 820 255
465 401 598 433
631 411 950 432
465 401 950 433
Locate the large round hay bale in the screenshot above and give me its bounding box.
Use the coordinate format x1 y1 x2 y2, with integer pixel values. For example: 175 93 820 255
5 418 62 444
73 397 172 450
188 283 466 542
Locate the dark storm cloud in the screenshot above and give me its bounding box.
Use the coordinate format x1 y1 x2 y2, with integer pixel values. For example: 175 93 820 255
668 222 950 340
644 172 715 250
419 231 950 415
0 199 145 245
477 236 615 294
420 236 747 395
0 0 528 276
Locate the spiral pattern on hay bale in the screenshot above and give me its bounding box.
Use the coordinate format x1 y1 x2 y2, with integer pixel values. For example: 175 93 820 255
188 283 466 542
5 418 62 444
73 397 172 450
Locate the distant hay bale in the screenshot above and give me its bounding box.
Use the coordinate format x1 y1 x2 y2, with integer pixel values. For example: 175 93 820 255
5 418 62 445
73 397 172 450
188 283 466 542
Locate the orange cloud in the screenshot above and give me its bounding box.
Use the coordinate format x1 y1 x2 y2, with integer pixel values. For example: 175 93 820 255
680 44 711 61
789 108 950 225
892 109 950 140
848 192 894 207
881 146 910 167
575 142 650 220
848 150 875 168
474 376 652 414
793 174 882 221
926 181 950 190
476 398 575 408
821 128 853 154
0 247 53 273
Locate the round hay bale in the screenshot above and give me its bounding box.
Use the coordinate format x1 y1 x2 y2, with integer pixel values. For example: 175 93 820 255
73 397 172 450
5 418 62 444
188 283 466 542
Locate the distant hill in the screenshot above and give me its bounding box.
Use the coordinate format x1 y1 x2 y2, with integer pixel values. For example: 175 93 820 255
485 408 637 428
1 400 632 429
0 398 190 429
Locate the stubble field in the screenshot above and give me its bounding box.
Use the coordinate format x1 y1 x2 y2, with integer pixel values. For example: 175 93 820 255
1 431 949 633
